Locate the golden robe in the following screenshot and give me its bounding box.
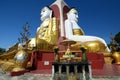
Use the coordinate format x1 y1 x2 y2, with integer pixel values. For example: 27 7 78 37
36 17 58 50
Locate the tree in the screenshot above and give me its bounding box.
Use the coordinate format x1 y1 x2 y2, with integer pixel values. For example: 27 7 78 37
0 47 6 54
114 32 120 47
18 22 31 45
108 32 120 52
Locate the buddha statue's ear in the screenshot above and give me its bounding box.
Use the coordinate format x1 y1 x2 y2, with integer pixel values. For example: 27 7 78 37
66 12 68 17
49 10 53 18
66 11 71 20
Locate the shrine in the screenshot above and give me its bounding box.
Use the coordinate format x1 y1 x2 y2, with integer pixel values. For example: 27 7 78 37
0 0 120 80
29 0 108 71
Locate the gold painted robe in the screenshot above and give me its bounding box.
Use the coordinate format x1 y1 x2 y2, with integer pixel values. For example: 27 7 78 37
36 17 58 50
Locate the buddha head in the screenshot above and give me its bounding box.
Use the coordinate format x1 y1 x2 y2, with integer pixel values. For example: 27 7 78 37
40 6 52 21
67 8 78 22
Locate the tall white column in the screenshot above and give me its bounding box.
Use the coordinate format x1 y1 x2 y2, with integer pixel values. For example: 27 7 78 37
51 0 67 37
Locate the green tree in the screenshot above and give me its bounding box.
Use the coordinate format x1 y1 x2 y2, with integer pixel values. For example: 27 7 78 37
18 22 31 45
114 32 120 47
0 47 6 54
108 32 120 52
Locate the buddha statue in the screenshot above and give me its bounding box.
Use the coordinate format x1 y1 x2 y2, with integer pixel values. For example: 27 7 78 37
36 6 59 51
65 8 110 52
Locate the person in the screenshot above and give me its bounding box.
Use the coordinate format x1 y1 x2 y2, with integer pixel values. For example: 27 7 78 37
65 8 110 52
36 6 58 50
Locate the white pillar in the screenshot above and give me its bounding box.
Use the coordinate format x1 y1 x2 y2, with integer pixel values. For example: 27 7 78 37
52 65 55 79
88 65 92 80
51 0 68 37
82 65 86 80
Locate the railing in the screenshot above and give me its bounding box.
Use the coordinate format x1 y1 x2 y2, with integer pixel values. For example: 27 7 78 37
52 62 92 80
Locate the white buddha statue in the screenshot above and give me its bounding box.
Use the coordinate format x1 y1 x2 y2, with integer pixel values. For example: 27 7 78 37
65 8 110 52
36 6 59 50
27 6 58 51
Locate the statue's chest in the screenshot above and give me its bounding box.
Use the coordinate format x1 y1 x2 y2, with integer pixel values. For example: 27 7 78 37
38 20 50 33
71 22 80 29
42 20 50 27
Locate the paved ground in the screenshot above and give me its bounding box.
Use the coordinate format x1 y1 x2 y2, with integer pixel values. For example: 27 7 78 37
0 72 120 80
0 68 120 80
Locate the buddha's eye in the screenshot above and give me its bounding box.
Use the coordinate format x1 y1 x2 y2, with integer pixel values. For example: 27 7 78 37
74 12 78 15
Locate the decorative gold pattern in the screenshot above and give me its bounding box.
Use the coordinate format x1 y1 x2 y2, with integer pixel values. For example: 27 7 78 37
36 17 58 50
73 29 84 35
68 8 77 14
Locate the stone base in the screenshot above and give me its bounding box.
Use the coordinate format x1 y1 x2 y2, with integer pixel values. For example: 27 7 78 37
10 70 29 76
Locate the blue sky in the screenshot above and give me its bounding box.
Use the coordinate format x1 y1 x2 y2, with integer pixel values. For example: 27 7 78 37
0 0 120 49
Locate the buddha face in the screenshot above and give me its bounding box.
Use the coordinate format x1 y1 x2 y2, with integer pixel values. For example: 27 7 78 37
67 8 78 22
40 6 52 21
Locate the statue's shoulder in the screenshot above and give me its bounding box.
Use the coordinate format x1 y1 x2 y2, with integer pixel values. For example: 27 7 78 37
65 19 71 24
52 17 57 20
51 17 58 24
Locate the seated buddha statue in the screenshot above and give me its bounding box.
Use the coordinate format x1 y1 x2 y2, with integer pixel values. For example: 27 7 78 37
36 6 59 50
65 8 110 52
